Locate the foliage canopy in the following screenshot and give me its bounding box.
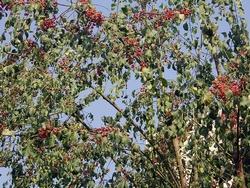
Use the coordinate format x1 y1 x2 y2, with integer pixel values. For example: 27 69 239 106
0 0 250 187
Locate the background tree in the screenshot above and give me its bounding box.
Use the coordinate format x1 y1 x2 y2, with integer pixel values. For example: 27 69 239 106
0 0 249 187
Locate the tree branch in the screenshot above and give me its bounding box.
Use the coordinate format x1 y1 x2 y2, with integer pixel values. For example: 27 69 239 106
213 54 220 76
72 109 91 131
90 85 180 187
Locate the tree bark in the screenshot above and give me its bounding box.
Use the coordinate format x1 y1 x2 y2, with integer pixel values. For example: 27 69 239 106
173 137 187 188
234 105 246 188
237 158 246 188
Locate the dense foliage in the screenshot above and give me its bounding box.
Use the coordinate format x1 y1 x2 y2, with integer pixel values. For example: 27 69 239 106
0 0 249 187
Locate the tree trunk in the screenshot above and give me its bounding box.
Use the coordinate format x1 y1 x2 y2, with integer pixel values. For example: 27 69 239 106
173 137 187 188
237 158 246 188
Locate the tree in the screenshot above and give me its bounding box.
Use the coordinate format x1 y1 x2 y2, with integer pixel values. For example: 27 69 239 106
0 0 249 187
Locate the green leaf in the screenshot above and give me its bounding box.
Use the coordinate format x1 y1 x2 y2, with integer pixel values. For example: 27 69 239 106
183 22 188 31
121 6 128 15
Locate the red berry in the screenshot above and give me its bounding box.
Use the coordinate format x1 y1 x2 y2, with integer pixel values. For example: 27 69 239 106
230 81 241 96
163 9 175 20
134 48 143 58
79 0 89 4
38 127 49 139
41 18 56 30
85 7 104 25
179 8 192 16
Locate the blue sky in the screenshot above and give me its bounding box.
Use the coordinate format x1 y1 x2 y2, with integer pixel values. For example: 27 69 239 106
0 0 250 186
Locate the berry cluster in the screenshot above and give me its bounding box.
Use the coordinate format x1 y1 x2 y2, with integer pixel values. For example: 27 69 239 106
0 111 8 117
79 0 89 4
93 127 117 137
58 57 70 72
163 9 176 20
85 7 104 26
133 8 192 22
133 10 158 21
163 8 192 20
123 37 139 46
219 110 239 130
179 8 192 16
210 76 245 101
209 76 229 101
40 18 56 30
134 47 143 58
26 39 36 48
230 81 241 96
38 125 60 140
123 37 145 66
